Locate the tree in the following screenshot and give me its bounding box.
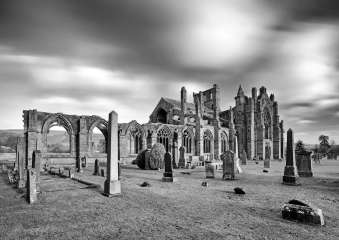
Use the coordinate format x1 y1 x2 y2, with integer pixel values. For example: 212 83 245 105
295 140 306 154
318 135 330 154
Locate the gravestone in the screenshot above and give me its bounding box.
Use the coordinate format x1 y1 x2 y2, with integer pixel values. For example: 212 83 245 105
222 150 235 180
241 150 247 165
178 146 186 168
205 162 215 178
101 169 105 177
296 151 313 177
94 159 100 176
104 111 121 197
81 156 87 168
282 200 324 225
144 149 151 170
264 158 270 168
32 150 41 192
26 169 37 204
162 152 174 182
282 129 299 185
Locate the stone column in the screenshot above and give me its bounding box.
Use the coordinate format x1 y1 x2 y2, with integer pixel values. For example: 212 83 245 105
280 121 284 159
104 111 121 197
77 117 88 172
32 150 41 192
17 138 26 189
282 129 299 185
26 169 37 204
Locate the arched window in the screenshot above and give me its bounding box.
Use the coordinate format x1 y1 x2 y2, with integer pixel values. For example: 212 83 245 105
157 126 171 152
183 129 193 153
221 132 228 153
263 108 271 139
156 108 167 124
134 132 142 154
47 125 70 153
203 130 213 153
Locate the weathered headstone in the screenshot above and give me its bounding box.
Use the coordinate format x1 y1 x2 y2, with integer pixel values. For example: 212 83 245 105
282 200 324 225
32 150 41 192
162 152 174 182
222 151 235 180
144 149 151 170
178 146 186 168
241 150 247 165
26 169 37 204
104 111 121 197
205 162 215 178
94 159 100 176
81 156 87 168
101 168 105 177
296 151 313 177
282 129 299 185
264 158 270 168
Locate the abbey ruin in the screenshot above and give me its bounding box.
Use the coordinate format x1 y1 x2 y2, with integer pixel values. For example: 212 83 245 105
19 85 284 169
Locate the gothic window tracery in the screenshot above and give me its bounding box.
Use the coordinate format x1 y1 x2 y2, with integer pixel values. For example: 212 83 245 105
183 129 193 153
221 132 228 153
203 130 213 153
157 126 171 152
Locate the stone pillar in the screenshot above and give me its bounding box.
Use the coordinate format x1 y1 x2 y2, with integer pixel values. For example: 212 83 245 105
213 121 220 160
256 124 264 160
280 120 284 159
26 169 37 204
104 111 121 197
17 138 26 189
24 110 39 169
282 129 299 185
32 150 41 192
172 142 178 169
273 102 281 159
162 152 174 182
180 87 187 125
77 117 88 172
222 151 235 180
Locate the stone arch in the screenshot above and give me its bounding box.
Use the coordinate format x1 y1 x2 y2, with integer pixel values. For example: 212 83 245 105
263 107 272 139
220 131 228 153
182 127 194 154
157 125 172 152
88 117 108 153
41 113 74 153
126 121 144 154
203 129 213 153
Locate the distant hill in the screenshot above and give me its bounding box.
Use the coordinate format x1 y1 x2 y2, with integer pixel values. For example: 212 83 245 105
0 129 105 153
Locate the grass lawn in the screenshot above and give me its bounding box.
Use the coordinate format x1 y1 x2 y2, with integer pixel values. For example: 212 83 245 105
0 160 338 240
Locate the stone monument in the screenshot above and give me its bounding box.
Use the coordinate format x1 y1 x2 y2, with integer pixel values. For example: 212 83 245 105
162 152 174 182
104 111 121 197
222 150 235 180
282 129 299 185
205 161 215 178
296 151 313 177
94 159 100 176
178 146 185 168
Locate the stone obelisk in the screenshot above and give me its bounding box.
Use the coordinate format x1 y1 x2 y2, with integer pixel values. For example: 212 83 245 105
104 111 121 196
282 128 299 185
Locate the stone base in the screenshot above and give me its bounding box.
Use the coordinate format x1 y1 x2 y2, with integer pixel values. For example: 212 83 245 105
162 177 176 182
282 176 300 185
222 173 235 180
17 179 25 189
103 180 121 197
298 171 313 177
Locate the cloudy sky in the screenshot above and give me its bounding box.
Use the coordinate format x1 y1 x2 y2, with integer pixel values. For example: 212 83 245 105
1 0 339 144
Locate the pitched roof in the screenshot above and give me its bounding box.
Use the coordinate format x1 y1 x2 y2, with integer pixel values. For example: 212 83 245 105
163 98 195 110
